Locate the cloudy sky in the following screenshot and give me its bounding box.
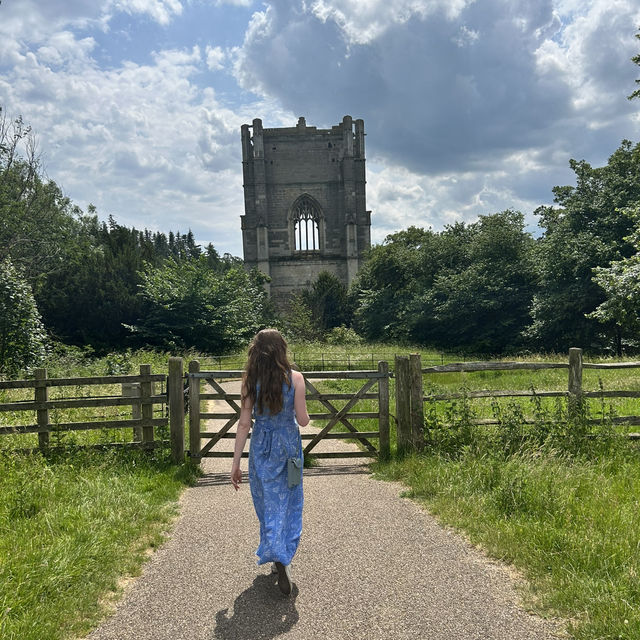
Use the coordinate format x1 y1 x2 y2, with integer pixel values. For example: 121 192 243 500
1 0 640 256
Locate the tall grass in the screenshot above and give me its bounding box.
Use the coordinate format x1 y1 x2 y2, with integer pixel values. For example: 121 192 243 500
0 348 200 640
424 362 640 426
0 447 199 640
306 347 640 639
375 446 640 640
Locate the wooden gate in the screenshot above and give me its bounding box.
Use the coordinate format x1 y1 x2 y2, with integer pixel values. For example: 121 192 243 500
185 361 390 461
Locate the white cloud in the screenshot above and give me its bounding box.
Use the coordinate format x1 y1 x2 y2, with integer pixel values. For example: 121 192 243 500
309 0 473 45
215 0 253 6
106 0 183 25
0 7 287 253
234 0 640 237
205 45 227 70
35 32 97 70
365 152 563 245
537 0 640 118
452 25 480 48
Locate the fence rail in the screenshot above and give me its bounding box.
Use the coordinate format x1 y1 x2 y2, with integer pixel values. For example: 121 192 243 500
198 351 488 372
4 349 639 463
0 364 169 452
394 348 640 453
0 373 166 389
422 362 569 373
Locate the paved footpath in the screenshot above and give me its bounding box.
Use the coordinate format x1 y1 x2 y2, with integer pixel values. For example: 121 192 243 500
88 383 565 640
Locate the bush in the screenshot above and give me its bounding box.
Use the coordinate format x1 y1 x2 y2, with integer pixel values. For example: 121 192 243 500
325 326 363 346
302 271 352 333
278 292 322 342
0 258 47 376
128 258 270 353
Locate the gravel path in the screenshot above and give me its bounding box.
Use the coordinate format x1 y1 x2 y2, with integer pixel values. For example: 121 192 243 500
87 382 564 640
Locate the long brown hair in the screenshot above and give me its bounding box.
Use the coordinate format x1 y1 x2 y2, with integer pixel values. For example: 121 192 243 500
243 329 292 415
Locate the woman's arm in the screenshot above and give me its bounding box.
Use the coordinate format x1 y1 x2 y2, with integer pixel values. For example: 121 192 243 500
292 370 310 427
231 383 253 490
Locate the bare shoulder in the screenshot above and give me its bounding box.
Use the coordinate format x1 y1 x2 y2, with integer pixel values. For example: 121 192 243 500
291 370 305 386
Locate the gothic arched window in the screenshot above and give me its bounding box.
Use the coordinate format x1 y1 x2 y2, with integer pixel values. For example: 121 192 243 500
292 197 321 251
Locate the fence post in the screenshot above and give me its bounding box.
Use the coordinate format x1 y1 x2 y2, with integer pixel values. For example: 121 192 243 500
568 347 583 420
122 382 142 442
378 361 390 461
34 368 49 450
168 357 185 464
189 360 201 462
139 364 154 448
409 354 424 451
395 356 411 456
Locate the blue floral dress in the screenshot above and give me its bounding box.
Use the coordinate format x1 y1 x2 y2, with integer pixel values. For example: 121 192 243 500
248 376 303 566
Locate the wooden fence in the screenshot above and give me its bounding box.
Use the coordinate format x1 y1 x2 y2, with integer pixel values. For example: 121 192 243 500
394 348 640 454
0 356 389 464
4 349 639 463
181 360 390 462
0 363 177 455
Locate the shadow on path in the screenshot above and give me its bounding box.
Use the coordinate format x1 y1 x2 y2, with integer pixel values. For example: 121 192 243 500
212 574 299 640
198 463 370 487
302 463 371 477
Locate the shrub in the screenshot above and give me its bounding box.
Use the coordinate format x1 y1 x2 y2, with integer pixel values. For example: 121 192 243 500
0 258 47 376
128 259 270 353
325 326 363 346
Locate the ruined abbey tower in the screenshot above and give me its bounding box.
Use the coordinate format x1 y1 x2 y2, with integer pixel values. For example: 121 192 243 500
240 115 371 304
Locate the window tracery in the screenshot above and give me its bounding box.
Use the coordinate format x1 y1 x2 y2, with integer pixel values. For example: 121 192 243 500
292 197 321 251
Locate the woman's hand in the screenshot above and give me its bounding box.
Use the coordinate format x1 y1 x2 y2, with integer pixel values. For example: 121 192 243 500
231 464 242 491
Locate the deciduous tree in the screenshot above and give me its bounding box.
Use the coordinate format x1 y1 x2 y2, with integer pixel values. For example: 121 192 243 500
0 107 79 284
129 258 270 353
589 205 640 354
527 140 640 351
629 29 640 101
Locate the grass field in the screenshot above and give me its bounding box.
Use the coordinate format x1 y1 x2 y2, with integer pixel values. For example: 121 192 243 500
0 348 201 640
308 347 640 640
374 449 640 640
195 341 455 371
0 447 200 640
1 344 639 639
423 359 640 425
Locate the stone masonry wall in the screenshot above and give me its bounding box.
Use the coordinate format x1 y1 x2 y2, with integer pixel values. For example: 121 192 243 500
241 116 370 306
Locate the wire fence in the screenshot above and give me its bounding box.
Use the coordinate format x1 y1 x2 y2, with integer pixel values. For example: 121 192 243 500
197 351 473 372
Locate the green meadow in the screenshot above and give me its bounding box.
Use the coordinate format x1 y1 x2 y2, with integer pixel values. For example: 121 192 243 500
310 348 640 640
1 345 640 639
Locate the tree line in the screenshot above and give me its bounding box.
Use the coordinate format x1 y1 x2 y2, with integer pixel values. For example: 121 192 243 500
2 104 640 375
296 140 640 356
0 107 271 374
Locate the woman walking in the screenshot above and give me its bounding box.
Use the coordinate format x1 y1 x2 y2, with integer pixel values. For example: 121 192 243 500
231 329 310 595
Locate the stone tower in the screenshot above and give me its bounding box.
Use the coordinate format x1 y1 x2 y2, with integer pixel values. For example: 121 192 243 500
240 115 371 304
